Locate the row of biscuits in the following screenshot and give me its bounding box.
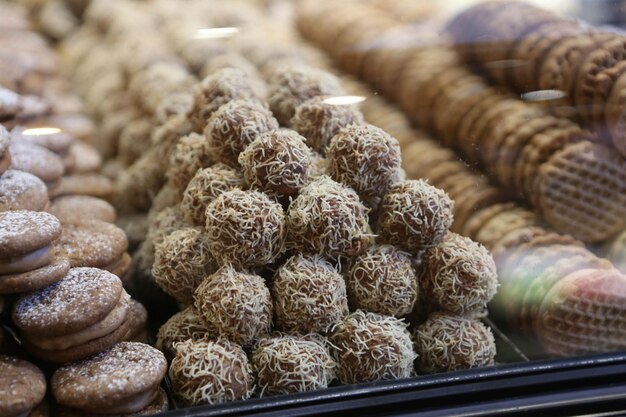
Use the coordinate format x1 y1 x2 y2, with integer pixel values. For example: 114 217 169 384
1 4 168 417
56 0 503 406
344 78 626 358
447 1 626 158
295 0 626 245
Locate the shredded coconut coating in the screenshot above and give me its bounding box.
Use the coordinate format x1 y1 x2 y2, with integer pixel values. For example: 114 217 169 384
267 65 345 126
238 129 312 198
138 206 189 275
272 254 348 334
181 163 244 226
204 99 279 167
169 339 253 406
421 233 498 316
330 310 416 384
251 333 336 396
115 153 165 212
286 176 371 259
152 228 217 307
309 151 328 180
291 95 364 152
205 189 286 269
200 53 266 97
327 124 402 201
194 265 272 347
378 180 454 253
347 244 418 317
414 312 496 373
165 132 214 192
191 68 262 133
52 342 167 410
151 183 181 215
156 92 194 124
156 306 214 360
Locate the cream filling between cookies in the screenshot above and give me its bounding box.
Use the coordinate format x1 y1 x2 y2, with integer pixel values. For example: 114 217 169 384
28 293 130 350
0 246 52 274
85 388 158 414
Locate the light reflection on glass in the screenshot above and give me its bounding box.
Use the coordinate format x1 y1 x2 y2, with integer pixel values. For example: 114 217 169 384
322 96 366 106
192 27 240 40
21 127 62 135
520 90 567 102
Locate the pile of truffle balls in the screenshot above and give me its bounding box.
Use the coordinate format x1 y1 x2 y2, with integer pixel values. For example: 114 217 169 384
151 63 499 405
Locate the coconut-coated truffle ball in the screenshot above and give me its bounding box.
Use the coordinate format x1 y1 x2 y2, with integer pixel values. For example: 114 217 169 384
251 333 336 396
156 306 214 360
327 124 402 201
205 189 286 269
238 129 312 198
378 180 454 253
330 310 416 384
190 68 261 132
291 95 364 152
181 163 244 226
194 265 272 347
272 254 348 334
152 227 217 307
166 133 214 192
286 176 371 259
267 66 344 126
347 244 418 317
204 99 279 167
414 312 496 373
421 233 498 316
169 339 254 405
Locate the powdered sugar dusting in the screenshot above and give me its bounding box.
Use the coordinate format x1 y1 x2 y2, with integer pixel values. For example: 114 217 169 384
0 169 48 211
52 342 167 408
0 210 60 256
13 267 122 334
54 221 128 267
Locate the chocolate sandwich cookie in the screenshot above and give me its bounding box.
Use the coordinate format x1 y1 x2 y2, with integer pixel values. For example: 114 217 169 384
0 355 47 417
53 220 129 272
50 173 114 199
66 142 102 174
9 141 64 191
49 195 116 224
0 170 49 212
12 267 131 363
55 388 169 417
0 210 67 293
11 125 74 156
52 342 167 415
0 124 11 176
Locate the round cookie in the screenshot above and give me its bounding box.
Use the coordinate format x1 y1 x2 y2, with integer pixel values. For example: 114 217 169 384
0 170 49 212
66 141 102 174
11 126 74 155
0 210 61 258
0 355 47 417
48 195 116 224
53 220 128 269
0 256 70 294
50 173 114 199
0 124 11 176
56 388 169 417
52 342 167 415
9 141 64 187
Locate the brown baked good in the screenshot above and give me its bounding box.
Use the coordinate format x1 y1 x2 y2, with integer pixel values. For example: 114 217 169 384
0 355 47 417
156 306 213 361
0 169 49 212
48 195 116 224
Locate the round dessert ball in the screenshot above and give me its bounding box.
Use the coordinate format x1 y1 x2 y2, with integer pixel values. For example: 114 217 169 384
272 254 348 334
421 233 498 316
181 163 244 226
238 129 312 198
190 68 261 132
330 310 416 384
347 244 418 317
378 180 454 253
327 124 402 201
204 99 278 167
165 133 214 192
286 176 371 259
156 306 214 360
414 312 496 373
152 227 217 307
194 265 272 347
252 333 336 396
205 189 286 269
267 65 344 126
291 95 364 152
169 339 253 405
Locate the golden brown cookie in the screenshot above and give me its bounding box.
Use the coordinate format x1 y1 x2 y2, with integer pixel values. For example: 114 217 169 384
0 355 47 417
9 141 64 188
0 169 49 212
48 195 116 224
50 173 114 199
474 207 539 250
